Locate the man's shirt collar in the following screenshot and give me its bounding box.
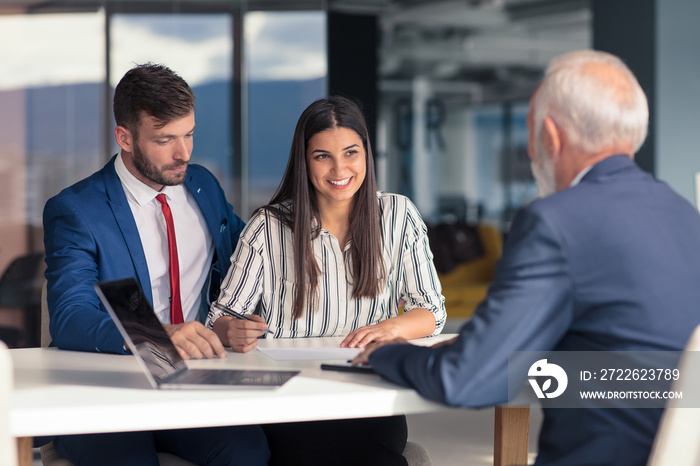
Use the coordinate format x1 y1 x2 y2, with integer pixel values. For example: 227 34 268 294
114 151 177 204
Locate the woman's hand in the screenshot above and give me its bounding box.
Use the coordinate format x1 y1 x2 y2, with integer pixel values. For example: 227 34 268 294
212 315 269 353
340 319 402 348
341 308 437 348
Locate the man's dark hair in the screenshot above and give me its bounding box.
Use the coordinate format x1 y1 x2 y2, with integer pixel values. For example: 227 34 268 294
113 63 195 134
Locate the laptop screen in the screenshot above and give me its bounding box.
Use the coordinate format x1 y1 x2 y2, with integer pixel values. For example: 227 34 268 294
95 277 187 383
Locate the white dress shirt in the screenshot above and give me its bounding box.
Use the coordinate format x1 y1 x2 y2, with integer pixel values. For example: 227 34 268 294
207 192 446 338
114 153 214 324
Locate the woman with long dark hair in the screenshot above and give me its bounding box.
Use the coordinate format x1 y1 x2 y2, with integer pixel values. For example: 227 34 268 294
206 96 445 466
207 95 445 352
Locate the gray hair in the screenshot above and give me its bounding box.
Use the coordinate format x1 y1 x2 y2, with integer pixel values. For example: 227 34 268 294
532 50 649 154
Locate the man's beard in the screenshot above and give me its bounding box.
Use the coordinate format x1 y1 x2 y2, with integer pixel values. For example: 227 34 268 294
132 143 188 187
531 139 557 198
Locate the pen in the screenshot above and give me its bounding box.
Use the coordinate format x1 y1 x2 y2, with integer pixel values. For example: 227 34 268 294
212 302 273 334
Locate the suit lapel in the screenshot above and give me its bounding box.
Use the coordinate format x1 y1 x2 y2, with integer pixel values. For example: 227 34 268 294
102 155 153 304
185 172 221 250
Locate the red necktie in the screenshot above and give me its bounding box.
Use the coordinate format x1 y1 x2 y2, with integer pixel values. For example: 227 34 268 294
156 194 184 324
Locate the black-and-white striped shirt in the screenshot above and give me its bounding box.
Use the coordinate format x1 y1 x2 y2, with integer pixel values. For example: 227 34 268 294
206 192 446 338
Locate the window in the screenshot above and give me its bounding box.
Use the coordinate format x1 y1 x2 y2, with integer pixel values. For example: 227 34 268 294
245 10 327 215
0 4 328 278
110 13 234 191
0 11 105 270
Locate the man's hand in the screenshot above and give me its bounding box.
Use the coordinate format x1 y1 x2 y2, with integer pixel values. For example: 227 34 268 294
214 315 269 353
352 335 457 366
351 337 408 366
164 321 227 360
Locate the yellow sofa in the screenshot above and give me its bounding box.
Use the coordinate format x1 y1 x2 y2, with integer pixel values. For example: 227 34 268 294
438 224 502 319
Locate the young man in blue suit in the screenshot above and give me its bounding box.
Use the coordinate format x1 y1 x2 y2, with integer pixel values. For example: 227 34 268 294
43 63 269 465
355 50 700 466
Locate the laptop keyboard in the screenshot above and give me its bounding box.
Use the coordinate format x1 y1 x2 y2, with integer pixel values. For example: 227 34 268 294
173 369 244 385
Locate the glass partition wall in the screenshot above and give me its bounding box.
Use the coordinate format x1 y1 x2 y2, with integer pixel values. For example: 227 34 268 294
245 10 326 212
0 1 327 346
0 10 105 265
110 13 235 192
0 1 327 273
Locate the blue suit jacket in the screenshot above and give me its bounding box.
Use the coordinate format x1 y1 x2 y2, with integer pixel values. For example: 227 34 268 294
43 155 245 354
370 156 700 465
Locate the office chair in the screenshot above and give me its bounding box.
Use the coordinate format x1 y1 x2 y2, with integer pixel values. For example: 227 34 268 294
0 252 45 348
646 324 700 466
39 282 196 466
437 223 503 319
403 440 432 466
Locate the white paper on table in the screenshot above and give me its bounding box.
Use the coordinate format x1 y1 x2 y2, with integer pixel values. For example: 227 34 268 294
257 346 362 361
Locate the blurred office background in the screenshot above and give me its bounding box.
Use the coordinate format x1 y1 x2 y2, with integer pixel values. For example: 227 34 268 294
2 2 700 464
1 0 700 348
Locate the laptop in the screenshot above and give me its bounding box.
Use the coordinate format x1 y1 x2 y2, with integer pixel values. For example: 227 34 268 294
94 277 299 390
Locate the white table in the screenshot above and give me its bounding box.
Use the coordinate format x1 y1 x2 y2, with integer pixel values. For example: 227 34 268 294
10 335 530 466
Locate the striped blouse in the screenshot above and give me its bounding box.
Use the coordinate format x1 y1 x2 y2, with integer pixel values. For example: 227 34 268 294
206 192 446 338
